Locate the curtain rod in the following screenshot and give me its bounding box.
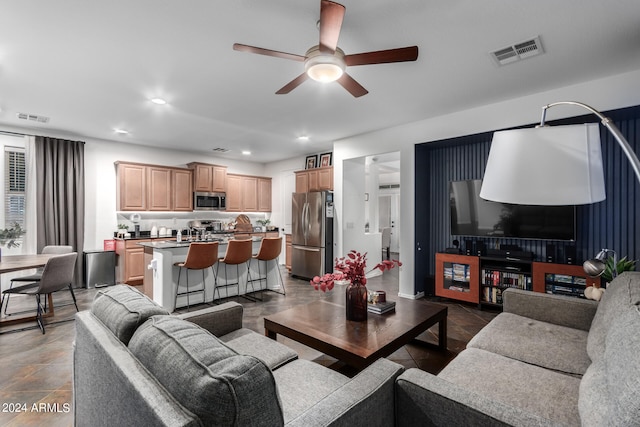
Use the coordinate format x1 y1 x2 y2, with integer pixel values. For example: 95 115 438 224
0 130 35 137
0 130 85 144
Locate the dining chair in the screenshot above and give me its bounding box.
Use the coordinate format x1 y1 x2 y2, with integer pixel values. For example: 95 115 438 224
3 245 73 316
1 252 78 334
173 242 218 311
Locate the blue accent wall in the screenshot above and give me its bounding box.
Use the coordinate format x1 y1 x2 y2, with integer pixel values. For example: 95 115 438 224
415 104 640 287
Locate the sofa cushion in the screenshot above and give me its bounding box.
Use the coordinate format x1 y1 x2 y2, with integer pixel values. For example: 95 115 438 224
587 272 640 361
272 359 349 424
128 316 284 427
438 347 582 426
91 285 169 345
219 328 298 370
467 312 590 375
604 305 640 425
578 360 611 427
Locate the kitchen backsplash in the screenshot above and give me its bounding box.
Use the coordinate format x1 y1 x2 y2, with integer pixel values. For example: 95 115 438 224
116 211 271 234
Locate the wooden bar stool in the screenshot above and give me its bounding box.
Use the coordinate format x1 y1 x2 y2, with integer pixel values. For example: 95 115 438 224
214 239 253 302
249 237 286 296
174 242 218 311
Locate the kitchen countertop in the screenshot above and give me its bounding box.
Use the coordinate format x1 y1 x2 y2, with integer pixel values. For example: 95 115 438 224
137 236 264 249
114 230 278 241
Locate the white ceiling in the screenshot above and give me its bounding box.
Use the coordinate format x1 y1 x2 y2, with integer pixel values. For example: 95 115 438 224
1 1 640 163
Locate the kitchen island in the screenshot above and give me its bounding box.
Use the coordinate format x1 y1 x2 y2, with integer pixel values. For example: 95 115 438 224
139 236 283 311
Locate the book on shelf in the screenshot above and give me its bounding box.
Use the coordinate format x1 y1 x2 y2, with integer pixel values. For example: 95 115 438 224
368 300 396 314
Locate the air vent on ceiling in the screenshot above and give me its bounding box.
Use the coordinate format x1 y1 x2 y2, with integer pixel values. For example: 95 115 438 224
212 147 230 153
490 36 544 66
16 112 50 123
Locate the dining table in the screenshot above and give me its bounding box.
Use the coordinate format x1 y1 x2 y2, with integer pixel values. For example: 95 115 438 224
0 253 57 326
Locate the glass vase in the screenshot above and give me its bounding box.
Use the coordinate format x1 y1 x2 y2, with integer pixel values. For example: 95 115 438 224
345 281 368 321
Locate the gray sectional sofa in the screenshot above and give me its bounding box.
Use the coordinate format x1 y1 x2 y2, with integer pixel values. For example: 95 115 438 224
73 285 404 427
395 271 640 426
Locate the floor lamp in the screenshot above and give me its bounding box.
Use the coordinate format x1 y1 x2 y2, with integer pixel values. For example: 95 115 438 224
479 101 640 281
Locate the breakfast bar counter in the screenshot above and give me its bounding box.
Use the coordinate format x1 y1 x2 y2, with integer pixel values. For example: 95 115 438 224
139 237 283 311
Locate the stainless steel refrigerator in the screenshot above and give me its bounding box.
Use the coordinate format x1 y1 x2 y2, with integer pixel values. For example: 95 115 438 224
291 191 334 280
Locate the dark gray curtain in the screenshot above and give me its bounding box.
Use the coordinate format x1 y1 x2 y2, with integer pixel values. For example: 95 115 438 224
35 136 85 287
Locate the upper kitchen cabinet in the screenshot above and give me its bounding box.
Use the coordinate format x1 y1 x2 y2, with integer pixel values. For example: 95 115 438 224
148 166 171 211
242 176 258 211
188 162 227 193
116 162 193 211
116 162 147 210
295 166 333 193
171 168 193 211
226 174 272 212
258 177 272 212
225 174 242 211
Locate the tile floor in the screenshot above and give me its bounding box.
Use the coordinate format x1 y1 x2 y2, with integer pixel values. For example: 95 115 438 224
0 266 497 426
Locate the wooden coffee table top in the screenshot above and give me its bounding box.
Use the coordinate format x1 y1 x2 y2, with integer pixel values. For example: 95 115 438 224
264 297 447 370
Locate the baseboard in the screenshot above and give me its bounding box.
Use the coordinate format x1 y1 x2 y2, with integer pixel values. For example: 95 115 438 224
398 291 424 300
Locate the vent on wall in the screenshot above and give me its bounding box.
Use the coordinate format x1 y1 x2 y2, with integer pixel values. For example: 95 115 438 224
16 112 50 123
212 147 230 153
379 184 400 189
490 36 544 66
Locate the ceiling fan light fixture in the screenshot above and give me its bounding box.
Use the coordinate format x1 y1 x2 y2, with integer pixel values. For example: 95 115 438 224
305 46 345 83
306 61 344 82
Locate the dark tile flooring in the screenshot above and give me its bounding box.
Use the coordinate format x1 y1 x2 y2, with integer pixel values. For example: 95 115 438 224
0 266 497 426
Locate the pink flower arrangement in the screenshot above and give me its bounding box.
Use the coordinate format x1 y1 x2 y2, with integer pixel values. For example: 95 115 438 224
310 250 402 292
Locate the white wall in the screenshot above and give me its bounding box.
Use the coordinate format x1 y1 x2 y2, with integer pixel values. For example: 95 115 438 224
334 68 640 298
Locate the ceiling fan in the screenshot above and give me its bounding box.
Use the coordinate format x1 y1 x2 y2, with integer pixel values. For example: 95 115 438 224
233 0 419 97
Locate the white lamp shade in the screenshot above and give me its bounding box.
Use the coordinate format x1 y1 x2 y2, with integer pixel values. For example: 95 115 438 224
480 123 605 205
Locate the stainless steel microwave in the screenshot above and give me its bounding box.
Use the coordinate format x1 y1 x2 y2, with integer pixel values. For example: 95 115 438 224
194 192 226 211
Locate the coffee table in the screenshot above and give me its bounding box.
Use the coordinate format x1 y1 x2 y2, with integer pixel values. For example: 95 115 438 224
264 297 447 370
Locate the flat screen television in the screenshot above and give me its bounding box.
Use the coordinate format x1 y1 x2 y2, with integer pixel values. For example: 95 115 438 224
449 180 576 241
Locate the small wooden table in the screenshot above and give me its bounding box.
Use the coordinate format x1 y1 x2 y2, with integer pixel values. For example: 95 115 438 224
264 297 448 370
0 254 56 326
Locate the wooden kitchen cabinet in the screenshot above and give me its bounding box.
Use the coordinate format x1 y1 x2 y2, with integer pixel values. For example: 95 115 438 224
242 176 258 211
172 168 193 211
317 166 333 190
115 238 150 286
226 174 243 211
258 177 272 212
148 166 172 211
116 162 147 210
295 171 309 193
116 162 192 211
226 174 272 212
295 166 333 192
188 162 227 193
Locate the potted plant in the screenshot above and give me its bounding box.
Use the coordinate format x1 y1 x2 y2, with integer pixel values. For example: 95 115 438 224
310 251 401 321
117 223 129 237
601 256 636 283
0 222 26 259
256 219 270 232
0 222 26 249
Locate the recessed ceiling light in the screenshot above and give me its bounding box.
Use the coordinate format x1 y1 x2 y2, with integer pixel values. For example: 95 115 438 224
242 150 251 155
297 136 310 142
150 98 167 105
114 128 129 135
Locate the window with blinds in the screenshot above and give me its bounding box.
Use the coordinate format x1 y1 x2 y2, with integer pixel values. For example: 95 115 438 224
4 147 26 228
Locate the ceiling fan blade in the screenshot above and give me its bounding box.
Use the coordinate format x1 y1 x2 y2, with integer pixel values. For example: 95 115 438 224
319 0 345 53
233 43 305 62
337 73 368 98
345 46 419 66
276 73 309 94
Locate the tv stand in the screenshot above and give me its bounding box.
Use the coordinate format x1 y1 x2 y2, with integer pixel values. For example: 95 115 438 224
435 252 600 307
